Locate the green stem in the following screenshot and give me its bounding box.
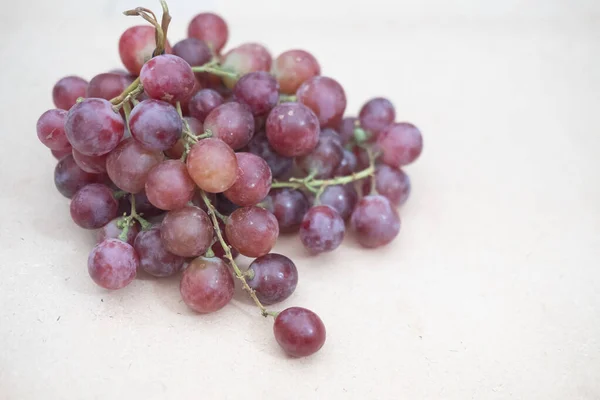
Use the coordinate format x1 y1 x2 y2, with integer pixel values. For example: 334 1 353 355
200 190 273 318
279 94 297 103
110 77 141 106
191 65 239 80
271 163 375 191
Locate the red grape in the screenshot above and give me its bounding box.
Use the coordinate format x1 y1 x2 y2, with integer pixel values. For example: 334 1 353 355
297 76 346 128
299 205 345 253
160 206 214 257
88 239 138 290
233 71 279 117
247 253 298 305
134 227 185 277
223 153 272 206
375 122 423 167
187 13 228 53
188 89 224 122
97 218 140 246
86 73 134 100
52 76 88 110
225 206 279 257
203 102 254 150
70 183 118 229
296 130 344 178
359 97 395 136
180 256 235 313
36 109 70 151
145 160 195 210
273 307 326 357
350 195 400 248
265 102 320 157
333 149 357 176
119 25 172 75
172 38 212 68
54 154 102 198
318 184 358 220
362 165 411 206
246 131 293 179
65 98 124 156
129 99 182 151
220 43 272 88
51 147 73 160
72 149 108 174
186 138 238 193
266 189 309 233
140 55 196 103
106 138 164 193
337 117 358 145
272 50 320 95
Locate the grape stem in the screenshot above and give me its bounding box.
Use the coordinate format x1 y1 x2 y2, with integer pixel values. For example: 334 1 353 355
117 194 151 241
279 94 297 103
175 101 213 160
110 77 141 106
191 63 239 80
199 190 274 318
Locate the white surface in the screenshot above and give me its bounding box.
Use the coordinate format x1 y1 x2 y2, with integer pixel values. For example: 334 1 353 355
0 1 599 399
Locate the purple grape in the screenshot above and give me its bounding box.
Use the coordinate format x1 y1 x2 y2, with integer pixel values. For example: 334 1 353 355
273 307 326 357
350 195 400 248
359 97 395 136
54 154 102 198
299 205 345 253
362 165 411 206
88 239 138 290
247 253 298 305
203 102 255 150
266 103 320 157
296 76 346 129
134 227 185 277
36 109 70 151
129 100 182 151
246 131 293 179
266 189 309 233
318 185 358 220
188 89 224 122
70 183 118 229
296 130 344 179
53 76 88 110
233 71 279 117
97 218 140 246
375 122 423 167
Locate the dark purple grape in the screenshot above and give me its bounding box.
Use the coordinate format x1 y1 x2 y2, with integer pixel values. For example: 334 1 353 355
265 103 320 157
225 206 279 257
134 227 185 277
359 97 395 136
333 149 357 176
65 98 124 156
173 38 212 67
246 131 293 179
86 73 134 100
337 117 358 145
140 55 196 103
180 256 235 313
247 253 298 305
97 218 140 246
37 109 70 151
299 205 345 253
203 102 254 150
119 25 172 75
223 153 272 206
51 147 73 160
362 165 411 206
53 76 88 110
350 195 400 248
188 13 228 53
72 149 108 174
160 206 214 257
375 122 423 167
296 131 344 179
188 89 224 122
318 184 358 220
54 154 102 198
273 307 326 357
131 190 164 218
88 239 138 290
70 184 118 229
215 193 240 215
272 50 320 95
296 76 346 129
129 99 182 151
266 189 309 233
106 138 164 193
233 71 279 117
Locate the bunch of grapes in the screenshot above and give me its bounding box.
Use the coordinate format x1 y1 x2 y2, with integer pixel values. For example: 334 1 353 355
38 1 423 358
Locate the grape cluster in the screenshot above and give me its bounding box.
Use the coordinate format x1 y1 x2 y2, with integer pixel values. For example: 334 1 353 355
38 1 423 358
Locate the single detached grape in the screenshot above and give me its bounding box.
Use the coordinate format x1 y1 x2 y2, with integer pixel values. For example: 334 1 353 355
52 76 88 110
97 218 140 246
350 195 401 248
119 25 172 75
225 206 279 257
333 149 357 176
296 76 347 128
70 183 118 229
160 206 214 257
318 184 358 220
188 89 225 122
247 253 298 305
220 43 272 88
145 160 195 210
337 117 358 145
36 109 70 151
51 147 73 160
266 189 309 233
299 205 345 253
54 154 102 198
134 227 185 277
140 55 196 103
129 99 182 151
88 239 138 290
65 98 124 156
72 149 108 174
180 256 235 313
186 138 238 193
363 165 411 206
187 13 229 53
359 97 395 136
86 73 134 100
296 131 344 178
233 71 279 117
203 102 255 150
223 153 272 206
265 102 320 157
106 138 164 193
273 307 326 358
246 131 293 179
172 38 212 68
272 50 320 95
375 122 423 167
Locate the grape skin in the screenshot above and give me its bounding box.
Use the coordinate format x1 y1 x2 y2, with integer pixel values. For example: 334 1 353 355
140 55 196 103
225 206 279 257
134 227 185 278
273 307 326 357
97 218 140 246
119 25 172 75
246 131 293 179
318 184 358 220
265 189 309 233
106 138 164 193
51 147 73 160
70 184 118 229
350 195 401 248
53 76 88 110
299 205 345 253
223 153 272 207
160 206 214 257
180 256 235 313
375 122 423 167
88 239 138 290
220 43 272 88
36 109 70 151
233 71 279 117
203 102 255 150
247 253 298 305
359 97 395 136
129 99 183 151
72 149 108 174
333 149 357 176
145 160 196 211
296 130 344 179
187 13 229 53
265 103 320 157
186 138 238 193
54 154 102 198
296 76 347 129
87 73 134 100
188 89 224 122
172 38 212 68
362 165 411 206
272 50 320 95
337 117 358 145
